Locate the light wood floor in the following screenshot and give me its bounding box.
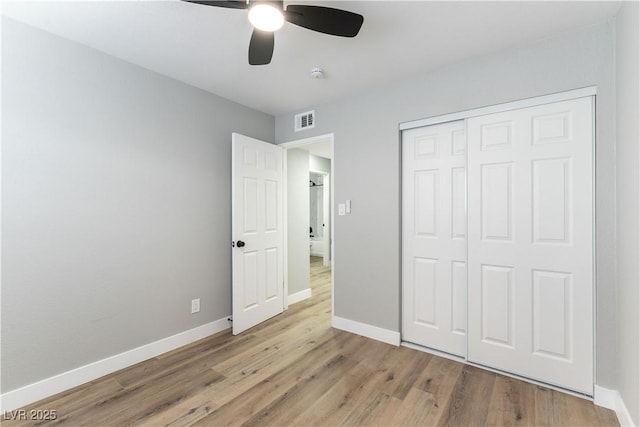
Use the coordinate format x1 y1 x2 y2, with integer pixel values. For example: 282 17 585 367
6 257 618 426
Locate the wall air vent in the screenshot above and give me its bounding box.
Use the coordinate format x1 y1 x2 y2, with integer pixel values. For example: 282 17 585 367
295 110 315 132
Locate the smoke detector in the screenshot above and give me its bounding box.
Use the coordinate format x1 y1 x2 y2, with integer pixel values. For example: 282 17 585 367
310 68 324 79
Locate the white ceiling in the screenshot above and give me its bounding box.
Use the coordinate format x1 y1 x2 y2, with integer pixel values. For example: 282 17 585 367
3 0 621 116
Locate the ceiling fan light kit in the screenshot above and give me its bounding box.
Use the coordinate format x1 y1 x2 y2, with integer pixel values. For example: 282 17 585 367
182 0 364 65
248 4 284 32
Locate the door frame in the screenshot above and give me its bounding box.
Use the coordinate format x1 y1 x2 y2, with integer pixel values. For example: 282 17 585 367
280 133 335 313
399 86 597 131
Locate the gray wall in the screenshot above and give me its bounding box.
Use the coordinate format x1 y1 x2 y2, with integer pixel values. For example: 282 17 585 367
286 149 310 296
276 22 617 388
615 2 639 424
1 18 274 392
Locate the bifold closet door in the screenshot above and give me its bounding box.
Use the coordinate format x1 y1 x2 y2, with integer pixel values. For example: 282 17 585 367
467 97 594 394
402 120 467 357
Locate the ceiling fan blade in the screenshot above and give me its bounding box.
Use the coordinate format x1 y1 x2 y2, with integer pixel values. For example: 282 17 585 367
285 5 363 37
249 29 274 65
181 0 248 9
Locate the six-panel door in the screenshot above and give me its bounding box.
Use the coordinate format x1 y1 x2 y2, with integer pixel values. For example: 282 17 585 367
466 97 593 394
402 120 467 357
232 133 284 335
402 96 594 394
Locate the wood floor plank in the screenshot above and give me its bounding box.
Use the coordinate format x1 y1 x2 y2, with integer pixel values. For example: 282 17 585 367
193 330 355 425
71 368 224 426
240 353 360 426
340 390 399 427
397 355 466 426
485 375 536 426
595 404 622 427
393 386 442 426
362 393 404 426
444 365 497 426
288 361 379 426
534 386 572 427
4 257 618 427
1 378 125 427
563 392 607 427
137 393 217 427
210 309 331 377
113 331 252 390
198 327 348 408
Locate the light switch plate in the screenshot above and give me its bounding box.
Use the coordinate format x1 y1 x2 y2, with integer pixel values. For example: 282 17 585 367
338 203 346 216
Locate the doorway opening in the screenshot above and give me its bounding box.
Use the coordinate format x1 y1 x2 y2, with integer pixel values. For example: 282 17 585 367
281 134 334 316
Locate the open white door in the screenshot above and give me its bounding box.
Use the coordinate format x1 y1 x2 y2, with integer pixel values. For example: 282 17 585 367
232 133 284 335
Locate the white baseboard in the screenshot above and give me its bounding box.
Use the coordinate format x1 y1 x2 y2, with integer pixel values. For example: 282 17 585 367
615 393 636 427
594 385 636 426
594 385 618 410
287 288 312 305
332 315 400 346
0 317 231 412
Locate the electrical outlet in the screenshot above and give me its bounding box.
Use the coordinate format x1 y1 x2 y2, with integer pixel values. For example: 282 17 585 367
191 298 200 314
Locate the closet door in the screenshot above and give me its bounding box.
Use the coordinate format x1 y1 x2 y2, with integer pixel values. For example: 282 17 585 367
467 97 593 394
402 120 467 357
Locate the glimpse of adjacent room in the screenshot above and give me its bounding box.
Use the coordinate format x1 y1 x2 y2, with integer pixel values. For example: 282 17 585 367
285 138 333 309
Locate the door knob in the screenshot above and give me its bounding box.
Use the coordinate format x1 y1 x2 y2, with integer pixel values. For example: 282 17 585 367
236 240 246 248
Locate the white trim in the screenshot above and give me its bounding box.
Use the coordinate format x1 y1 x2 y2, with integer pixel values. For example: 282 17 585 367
282 147 289 310
593 385 636 426
280 133 333 148
287 288 312 305
332 316 400 346
614 393 635 427
399 86 597 130
594 386 636 426
594 385 618 410
0 317 231 412
591 95 598 405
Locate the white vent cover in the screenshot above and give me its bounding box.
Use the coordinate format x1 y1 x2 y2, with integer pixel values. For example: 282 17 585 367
295 110 315 132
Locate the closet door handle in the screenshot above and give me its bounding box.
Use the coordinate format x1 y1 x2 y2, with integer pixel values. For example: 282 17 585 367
236 240 246 248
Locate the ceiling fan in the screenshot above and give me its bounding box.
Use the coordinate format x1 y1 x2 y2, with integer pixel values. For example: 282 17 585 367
182 0 364 65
